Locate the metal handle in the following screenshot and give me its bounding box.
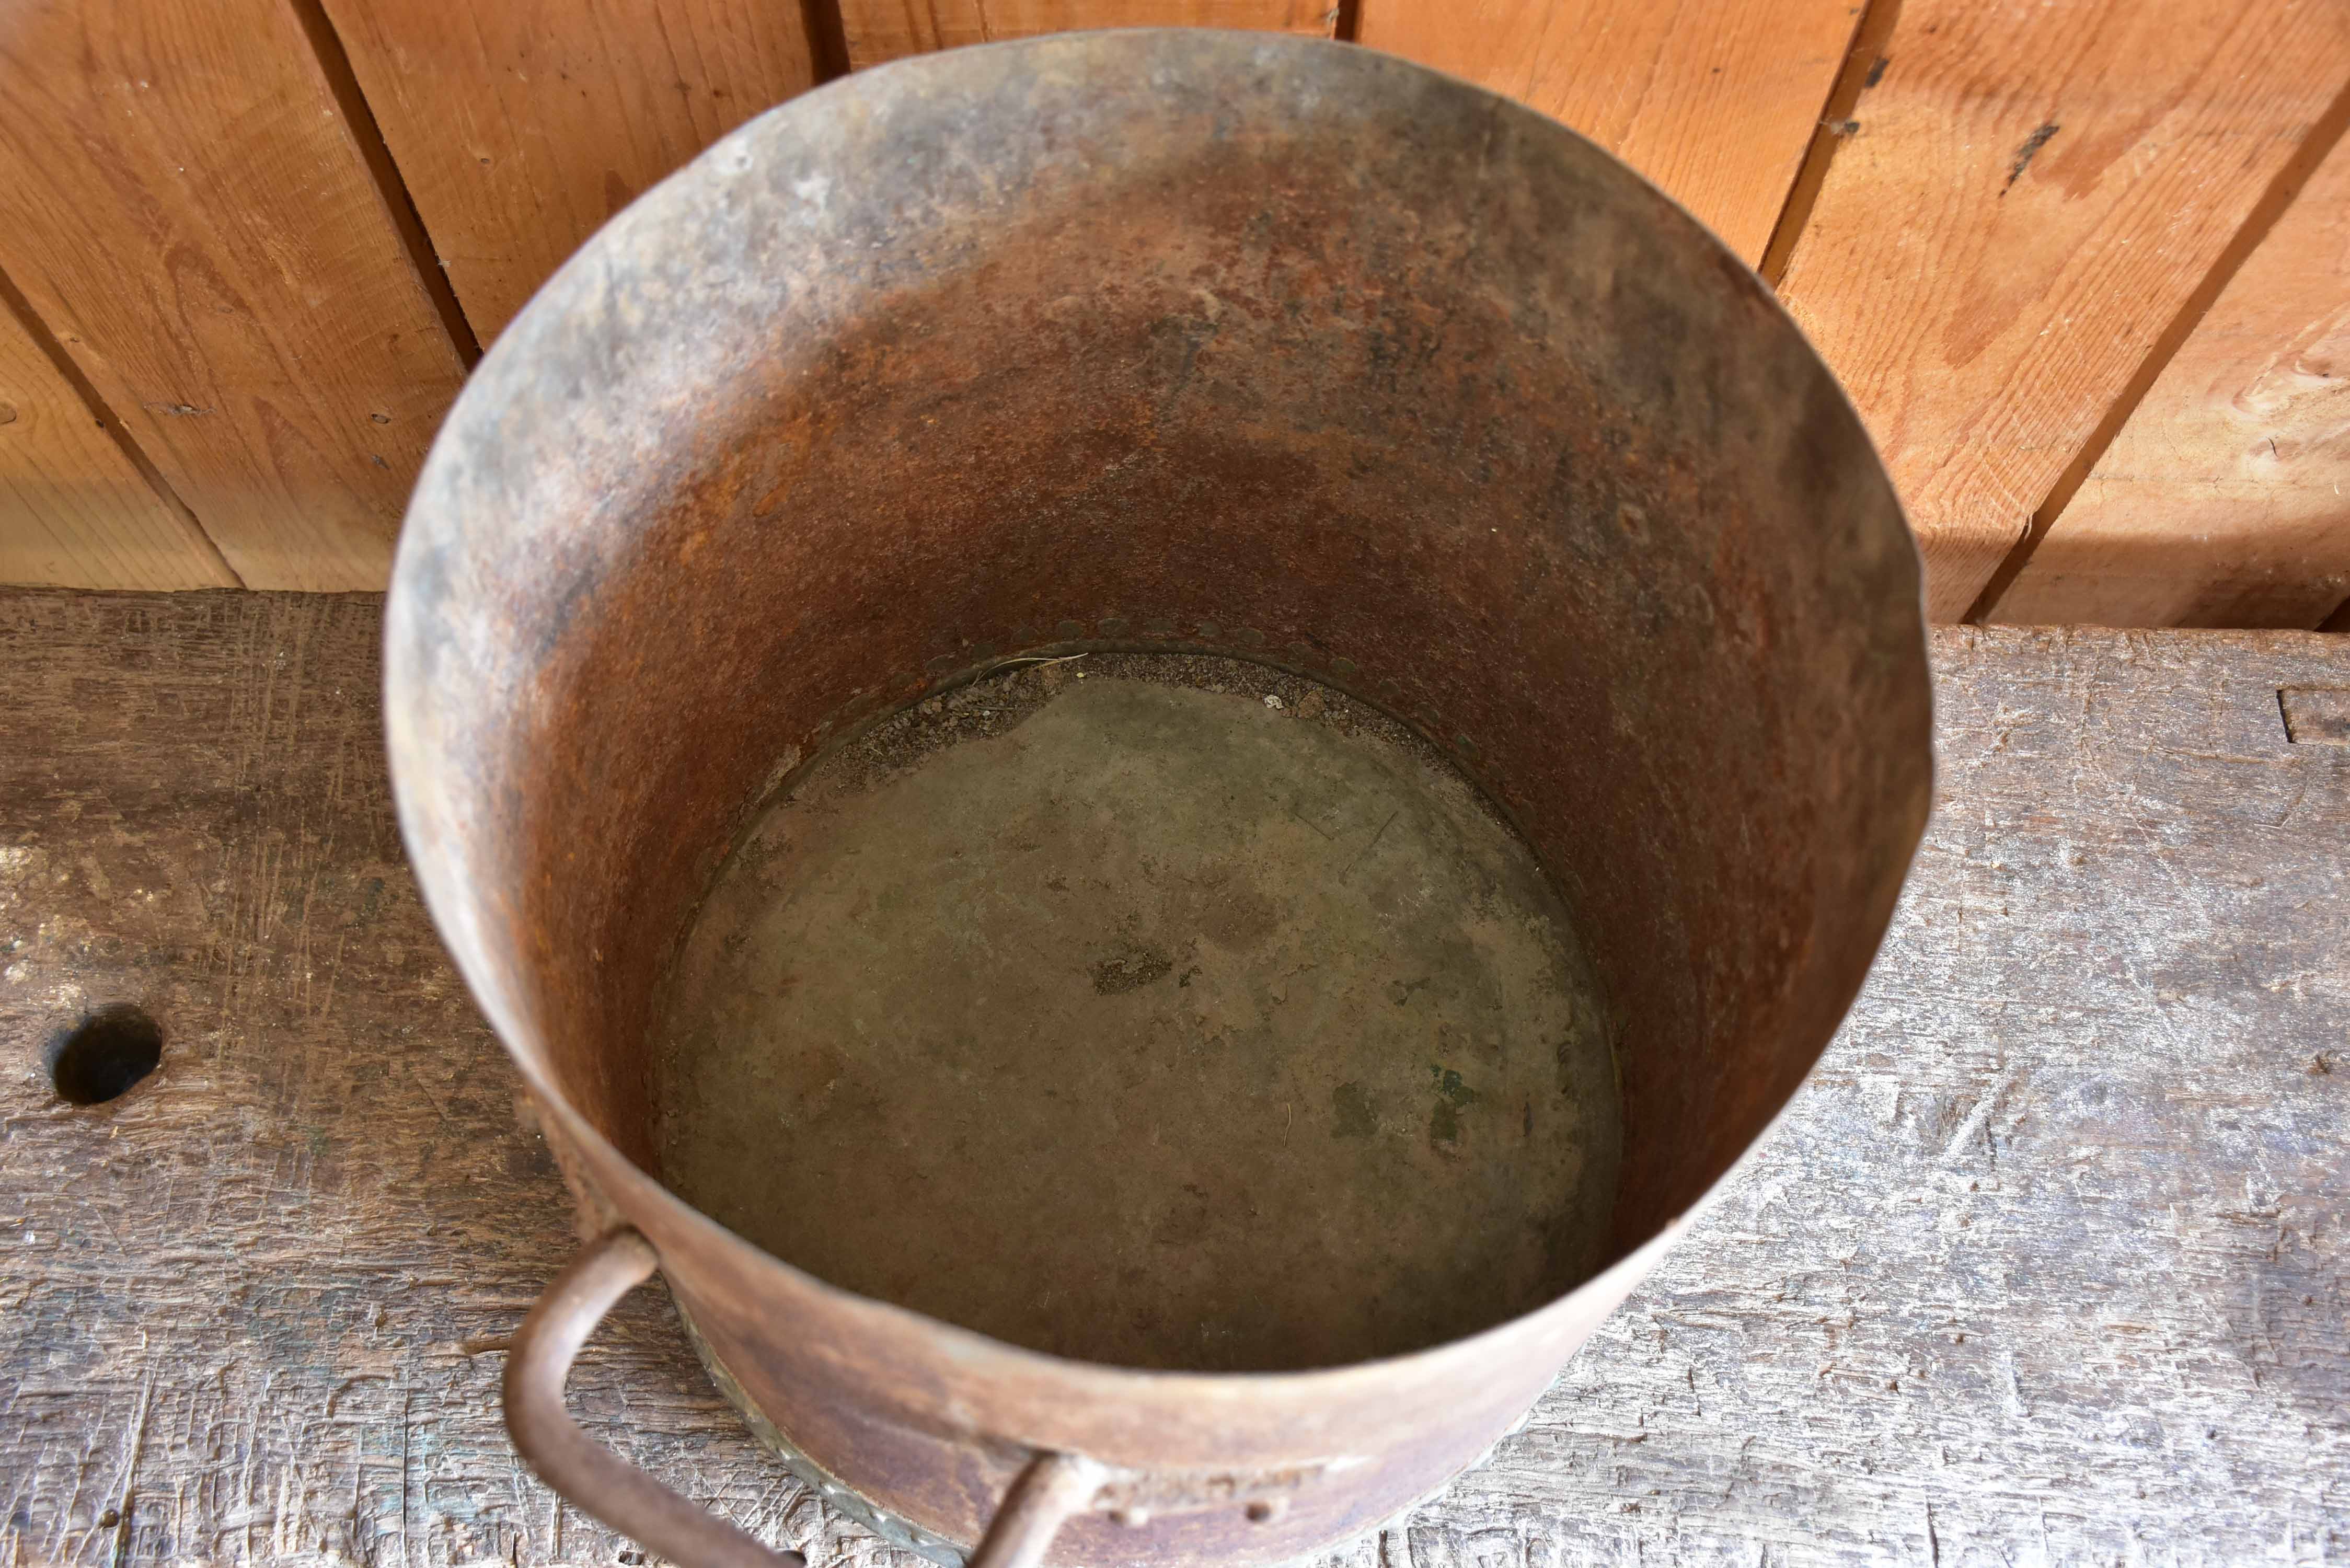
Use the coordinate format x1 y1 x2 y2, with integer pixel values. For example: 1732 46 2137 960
967 1451 1104 1568
506 1228 807 1568
506 1227 1099 1568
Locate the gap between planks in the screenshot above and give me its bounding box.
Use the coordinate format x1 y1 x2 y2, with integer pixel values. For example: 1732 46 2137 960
1758 0 1902 287
281 0 485 369
0 256 241 589
1966 70 2350 625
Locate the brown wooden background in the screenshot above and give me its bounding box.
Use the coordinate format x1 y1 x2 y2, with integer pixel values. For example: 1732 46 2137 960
1 0 2344 627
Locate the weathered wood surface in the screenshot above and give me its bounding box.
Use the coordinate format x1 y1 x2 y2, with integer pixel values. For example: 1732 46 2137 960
0 0 472 592
836 1 1334 70
1990 124 2350 632
1 589 2344 1566
0 287 234 592
1354 0 1862 266
320 0 823 345
1774 0 2350 621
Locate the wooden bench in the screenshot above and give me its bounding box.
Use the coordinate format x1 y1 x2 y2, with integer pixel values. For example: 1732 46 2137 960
2 588 2343 1565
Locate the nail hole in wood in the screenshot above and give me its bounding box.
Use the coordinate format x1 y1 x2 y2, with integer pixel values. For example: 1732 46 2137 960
50 1004 162 1105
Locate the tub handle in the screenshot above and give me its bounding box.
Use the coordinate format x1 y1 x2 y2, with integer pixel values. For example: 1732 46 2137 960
506 1227 807 1568
967 1450 1106 1568
507 1227 1102 1568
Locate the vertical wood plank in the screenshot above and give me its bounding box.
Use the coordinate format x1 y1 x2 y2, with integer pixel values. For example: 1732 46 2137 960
1355 0 1864 265
1775 0 2350 621
320 0 822 346
0 288 235 590
0 0 471 592
839 1 1335 70
1988 130 2350 629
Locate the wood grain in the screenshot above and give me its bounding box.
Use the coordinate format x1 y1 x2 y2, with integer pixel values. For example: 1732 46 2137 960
0 0 471 592
1355 0 1864 265
320 0 821 346
839 1 1334 69
2 589 2345 1565
1776 0 2350 621
0 292 234 590
1990 128 2350 629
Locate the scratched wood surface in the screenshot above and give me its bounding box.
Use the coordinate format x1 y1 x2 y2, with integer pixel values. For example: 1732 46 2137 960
321 0 822 345
836 1 1334 69
1990 126 2350 633
0 0 471 593
1 589 2345 1566
1354 0 1862 266
1774 0 2350 622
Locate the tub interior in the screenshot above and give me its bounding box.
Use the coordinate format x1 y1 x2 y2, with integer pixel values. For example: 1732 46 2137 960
387 32 1931 1374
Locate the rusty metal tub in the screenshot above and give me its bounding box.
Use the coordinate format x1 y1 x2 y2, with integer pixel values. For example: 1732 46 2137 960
384 28 1932 1568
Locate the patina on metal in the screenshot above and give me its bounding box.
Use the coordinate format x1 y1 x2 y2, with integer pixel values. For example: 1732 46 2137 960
385 29 1933 1568
651 659 1628 1377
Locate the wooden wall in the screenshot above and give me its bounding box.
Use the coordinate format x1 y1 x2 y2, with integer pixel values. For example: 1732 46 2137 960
1 0 2344 626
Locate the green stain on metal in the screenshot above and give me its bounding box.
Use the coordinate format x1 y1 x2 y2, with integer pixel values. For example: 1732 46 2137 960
1430 1065 1478 1107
